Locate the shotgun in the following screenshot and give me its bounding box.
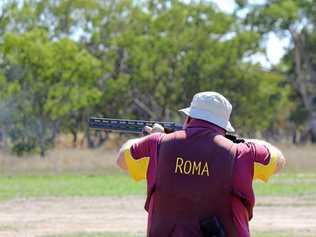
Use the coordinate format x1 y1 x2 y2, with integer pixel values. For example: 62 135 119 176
88 117 244 143
88 117 182 134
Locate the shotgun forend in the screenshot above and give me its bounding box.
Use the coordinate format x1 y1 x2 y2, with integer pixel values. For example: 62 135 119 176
88 117 183 134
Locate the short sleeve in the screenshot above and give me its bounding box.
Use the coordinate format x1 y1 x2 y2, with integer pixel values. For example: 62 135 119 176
130 133 163 159
252 143 278 182
235 142 270 164
123 133 163 181
251 142 270 165
235 141 275 183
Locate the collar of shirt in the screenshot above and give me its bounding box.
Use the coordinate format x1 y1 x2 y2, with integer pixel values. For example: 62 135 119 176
186 118 226 135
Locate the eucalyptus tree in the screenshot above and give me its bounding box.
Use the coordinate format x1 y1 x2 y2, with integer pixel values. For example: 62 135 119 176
0 0 293 155
102 0 288 135
245 0 316 142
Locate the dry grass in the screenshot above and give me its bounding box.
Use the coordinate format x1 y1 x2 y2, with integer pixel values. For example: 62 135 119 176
0 143 315 175
0 147 118 176
277 144 316 172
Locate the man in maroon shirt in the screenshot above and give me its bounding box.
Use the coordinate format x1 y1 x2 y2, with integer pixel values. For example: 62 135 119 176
117 91 286 237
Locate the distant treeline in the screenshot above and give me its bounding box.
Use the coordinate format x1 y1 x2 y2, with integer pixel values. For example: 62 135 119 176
0 0 315 156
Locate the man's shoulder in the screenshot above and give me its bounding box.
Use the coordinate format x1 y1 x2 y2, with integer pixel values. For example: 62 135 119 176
161 130 185 140
234 141 271 167
143 132 165 141
136 132 165 147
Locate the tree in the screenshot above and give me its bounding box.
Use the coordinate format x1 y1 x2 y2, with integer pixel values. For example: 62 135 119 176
0 29 102 156
0 0 293 155
245 0 316 142
97 0 288 135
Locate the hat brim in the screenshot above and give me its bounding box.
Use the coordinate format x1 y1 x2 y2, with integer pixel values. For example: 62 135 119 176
179 107 235 133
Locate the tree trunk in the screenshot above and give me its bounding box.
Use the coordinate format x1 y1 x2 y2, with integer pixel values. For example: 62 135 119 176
86 130 94 148
84 124 96 148
40 146 45 158
37 118 46 158
39 133 46 158
292 32 312 113
71 129 77 148
291 30 316 143
291 127 297 144
0 129 3 148
310 116 316 143
82 110 95 148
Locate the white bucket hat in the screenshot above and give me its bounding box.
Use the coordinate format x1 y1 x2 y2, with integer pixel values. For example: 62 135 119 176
179 91 235 132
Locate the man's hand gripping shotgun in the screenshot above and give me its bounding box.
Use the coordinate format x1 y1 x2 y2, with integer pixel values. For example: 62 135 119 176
88 117 244 143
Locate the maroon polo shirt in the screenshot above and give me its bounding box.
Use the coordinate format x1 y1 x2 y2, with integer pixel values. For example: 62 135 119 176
130 119 270 237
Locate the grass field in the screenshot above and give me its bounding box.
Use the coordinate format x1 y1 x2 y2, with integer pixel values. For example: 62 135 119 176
43 232 311 237
0 172 315 201
0 175 145 200
0 145 315 237
0 172 315 237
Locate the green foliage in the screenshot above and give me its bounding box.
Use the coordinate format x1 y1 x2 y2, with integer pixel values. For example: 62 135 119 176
0 0 296 154
45 38 102 118
245 0 316 140
0 29 102 155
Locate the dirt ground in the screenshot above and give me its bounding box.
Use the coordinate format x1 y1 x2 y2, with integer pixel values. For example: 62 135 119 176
0 196 315 237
